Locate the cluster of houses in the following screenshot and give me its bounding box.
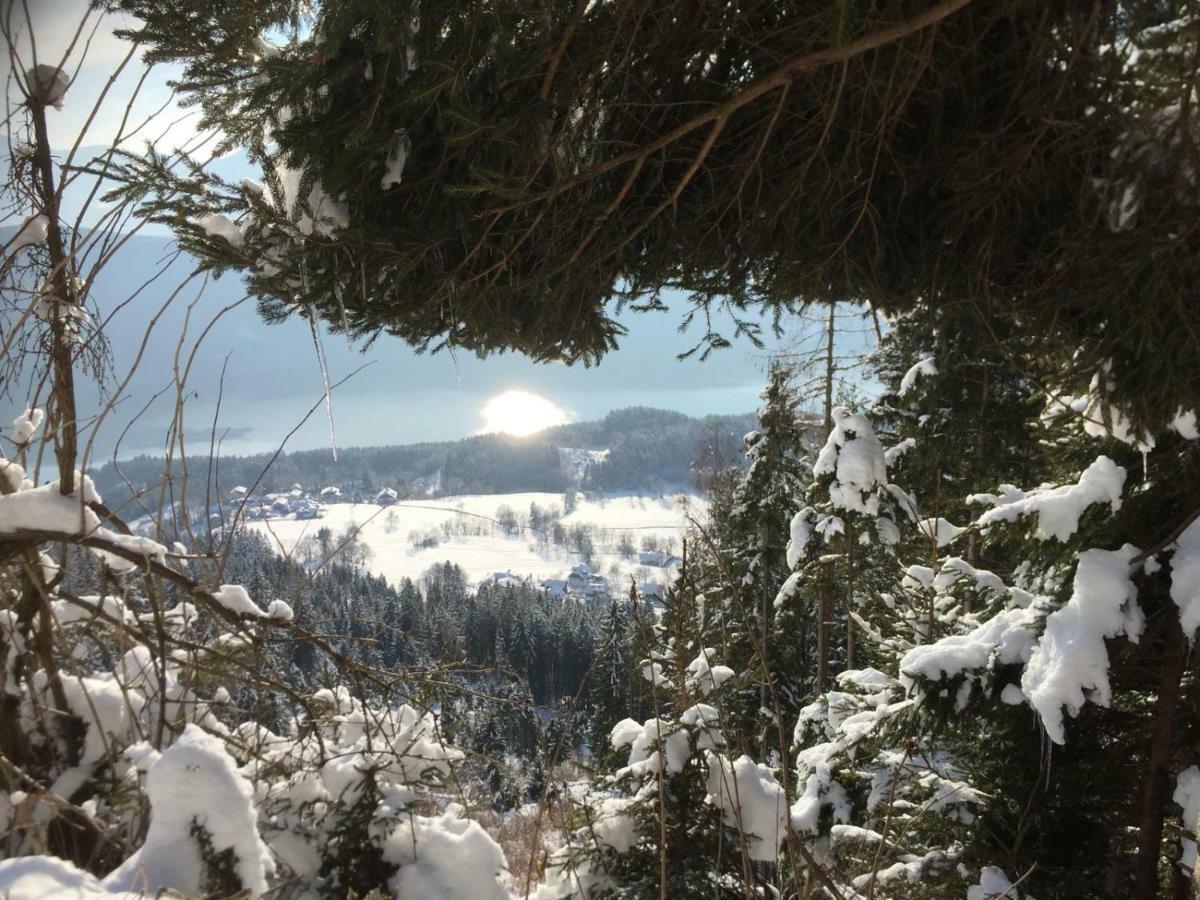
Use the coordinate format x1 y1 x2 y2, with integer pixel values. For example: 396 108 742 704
637 549 682 568
483 559 677 605
224 482 406 520
227 484 324 520
482 564 612 600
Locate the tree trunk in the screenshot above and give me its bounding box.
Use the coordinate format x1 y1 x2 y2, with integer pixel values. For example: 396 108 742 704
30 94 79 495
817 304 835 688
823 303 836 435
845 534 855 670
1133 611 1188 900
816 584 831 692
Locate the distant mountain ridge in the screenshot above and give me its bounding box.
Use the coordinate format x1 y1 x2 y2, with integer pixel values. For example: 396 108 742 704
89 406 758 509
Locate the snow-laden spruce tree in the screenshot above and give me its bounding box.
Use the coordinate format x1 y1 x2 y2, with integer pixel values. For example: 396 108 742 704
775 405 919 692
587 598 646 766
870 303 1045 545
844 17 1200 894
893 390 1198 897
534 570 791 899
101 0 1200 413
755 402 993 894
697 361 811 760
767 308 1199 896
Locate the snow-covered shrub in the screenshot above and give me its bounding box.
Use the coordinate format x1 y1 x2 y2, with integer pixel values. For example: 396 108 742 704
228 684 511 897
0 405 512 898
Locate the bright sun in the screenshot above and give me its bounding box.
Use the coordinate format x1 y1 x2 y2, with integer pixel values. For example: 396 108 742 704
478 390 569 437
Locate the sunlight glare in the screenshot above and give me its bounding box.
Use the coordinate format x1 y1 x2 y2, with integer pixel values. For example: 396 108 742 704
478 390 569 437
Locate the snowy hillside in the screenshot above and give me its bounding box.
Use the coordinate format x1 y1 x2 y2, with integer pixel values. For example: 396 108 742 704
247 491 704 593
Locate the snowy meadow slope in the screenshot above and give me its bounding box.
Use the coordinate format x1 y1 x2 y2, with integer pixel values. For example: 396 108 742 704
247 492 705 591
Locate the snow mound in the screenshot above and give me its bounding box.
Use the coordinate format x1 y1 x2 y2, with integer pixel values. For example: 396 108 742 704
0 857 139 900
105 725 274 897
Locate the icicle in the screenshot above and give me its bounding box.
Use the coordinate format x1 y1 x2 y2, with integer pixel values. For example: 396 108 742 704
307 307 339 462
333 280 352 351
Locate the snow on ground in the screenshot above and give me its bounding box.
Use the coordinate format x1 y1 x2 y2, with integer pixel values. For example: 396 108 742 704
247 492 705 591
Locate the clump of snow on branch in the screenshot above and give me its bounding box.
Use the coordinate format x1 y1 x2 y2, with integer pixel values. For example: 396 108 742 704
211 584 292 621
970 455 1126 542
24 65 70 109
967 866 1023 899
900 602 1045 708
1021 544 1143 744
786 506 815 566
813 407 889 516
898 356 938 397
272 161 348 237
196 213 244 247
1169 518 1200 640
685 647 734 696
704 753 787 862
1170 409 1199 440
32 278 91 345
8 408 44 446
5 214 48 259
0 472 102 535
0 453 172 573
790 744 852 834
883 436 915 466
611 716 692 777
1174 766 1200 872
917 516 966 547
381 132 412 188
1043 364 1155 451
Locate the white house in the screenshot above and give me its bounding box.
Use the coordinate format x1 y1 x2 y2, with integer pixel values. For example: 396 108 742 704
539 579 568 598
566 565 609 598
566 564 591 593
485 571 526 589
295 501 323 520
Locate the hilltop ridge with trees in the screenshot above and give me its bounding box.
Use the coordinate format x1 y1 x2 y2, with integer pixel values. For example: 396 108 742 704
88 406 764 506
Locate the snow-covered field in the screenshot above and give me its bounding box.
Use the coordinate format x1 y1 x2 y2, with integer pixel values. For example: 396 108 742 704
247 492 705 590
